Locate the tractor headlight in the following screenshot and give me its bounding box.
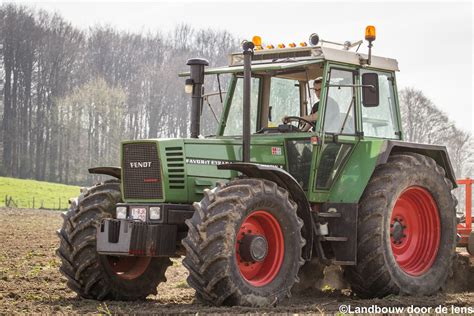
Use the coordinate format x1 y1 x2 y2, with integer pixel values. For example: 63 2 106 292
116 206 127 219
185 78 194 94
149 207 161 220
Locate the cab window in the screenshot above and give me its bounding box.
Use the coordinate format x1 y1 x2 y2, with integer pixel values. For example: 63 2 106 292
361 71 399 138
223 77 260 136
324 69 356 134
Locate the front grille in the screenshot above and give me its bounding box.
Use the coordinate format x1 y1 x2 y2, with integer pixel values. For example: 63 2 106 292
165 147 185 189
122 142 163 199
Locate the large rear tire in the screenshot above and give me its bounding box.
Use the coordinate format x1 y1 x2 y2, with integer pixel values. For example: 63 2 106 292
182 179 305 306
345 152 457 297
56 180 172 300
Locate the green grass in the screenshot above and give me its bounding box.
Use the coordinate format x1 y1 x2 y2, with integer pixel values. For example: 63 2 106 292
0 176 80 210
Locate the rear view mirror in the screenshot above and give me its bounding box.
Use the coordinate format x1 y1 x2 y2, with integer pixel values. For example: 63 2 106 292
362 73 379 107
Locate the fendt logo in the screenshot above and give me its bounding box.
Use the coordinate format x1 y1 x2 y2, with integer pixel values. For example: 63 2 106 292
129 161 152 168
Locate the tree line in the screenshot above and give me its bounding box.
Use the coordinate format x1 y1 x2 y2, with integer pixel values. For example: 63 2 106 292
0 4 472 186
0 4 237 184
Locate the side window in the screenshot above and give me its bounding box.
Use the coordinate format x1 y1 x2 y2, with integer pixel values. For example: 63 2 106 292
324 69 356 134
224 77 260 136
361 71 399 138
268 78 300 127
286 139 312 190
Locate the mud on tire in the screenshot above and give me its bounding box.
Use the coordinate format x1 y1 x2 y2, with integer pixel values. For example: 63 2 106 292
56 180 172 300
182 178 305 306
345 152 457 298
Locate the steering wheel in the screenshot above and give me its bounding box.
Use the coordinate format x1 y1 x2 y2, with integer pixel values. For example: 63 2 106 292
283 116 316 130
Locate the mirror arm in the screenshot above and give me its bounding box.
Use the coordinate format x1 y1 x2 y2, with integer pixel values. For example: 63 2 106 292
202 91 228 99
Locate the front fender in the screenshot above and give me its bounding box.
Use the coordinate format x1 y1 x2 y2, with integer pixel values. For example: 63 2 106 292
88 166 121 179
218 162 313 260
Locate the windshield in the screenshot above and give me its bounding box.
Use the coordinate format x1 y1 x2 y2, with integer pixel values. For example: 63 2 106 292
222 76 307 136
268 78 301 127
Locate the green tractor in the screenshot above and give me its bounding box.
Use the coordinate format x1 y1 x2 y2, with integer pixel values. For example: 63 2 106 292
57 27 457 306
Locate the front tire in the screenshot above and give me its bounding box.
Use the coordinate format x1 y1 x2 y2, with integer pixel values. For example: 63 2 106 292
56 180 172 300
182 179 305 306
345 152 457 298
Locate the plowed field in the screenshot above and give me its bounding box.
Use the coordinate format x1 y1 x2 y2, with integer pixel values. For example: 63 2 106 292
1 208 472 314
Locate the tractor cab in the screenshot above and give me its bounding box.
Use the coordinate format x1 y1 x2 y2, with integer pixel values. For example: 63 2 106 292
183 32 401 142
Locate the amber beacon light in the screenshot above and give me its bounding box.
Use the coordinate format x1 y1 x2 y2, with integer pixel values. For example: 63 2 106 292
364 25 376 65
365 25 376 42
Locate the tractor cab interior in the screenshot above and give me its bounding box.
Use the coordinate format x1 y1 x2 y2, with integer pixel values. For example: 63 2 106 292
221 62 325 136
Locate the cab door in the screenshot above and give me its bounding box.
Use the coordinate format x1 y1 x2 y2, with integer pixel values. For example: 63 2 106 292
312 66 361 199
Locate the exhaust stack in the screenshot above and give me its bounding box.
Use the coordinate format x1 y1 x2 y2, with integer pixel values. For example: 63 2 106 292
186 58 209 138
242 41 254 162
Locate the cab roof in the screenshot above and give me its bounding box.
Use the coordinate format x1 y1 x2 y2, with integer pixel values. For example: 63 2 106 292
179 45 399 77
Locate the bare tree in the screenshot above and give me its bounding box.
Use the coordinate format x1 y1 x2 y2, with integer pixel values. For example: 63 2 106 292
400 87 473 179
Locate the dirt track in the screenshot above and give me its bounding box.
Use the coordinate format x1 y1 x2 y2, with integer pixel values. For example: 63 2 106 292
0 208 473 314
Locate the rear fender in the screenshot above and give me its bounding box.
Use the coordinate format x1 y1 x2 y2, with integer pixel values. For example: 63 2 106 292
377 141 457 188
218 162 313 260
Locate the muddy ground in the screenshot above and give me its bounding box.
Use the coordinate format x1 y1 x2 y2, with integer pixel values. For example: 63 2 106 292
0 207 473 314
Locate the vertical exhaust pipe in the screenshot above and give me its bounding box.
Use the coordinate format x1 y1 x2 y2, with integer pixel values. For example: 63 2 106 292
242 41 254 162
186 58 209 138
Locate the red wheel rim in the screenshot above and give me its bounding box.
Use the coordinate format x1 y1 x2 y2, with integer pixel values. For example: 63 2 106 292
235 210 284 287
106 256 151 280
390 186 440 276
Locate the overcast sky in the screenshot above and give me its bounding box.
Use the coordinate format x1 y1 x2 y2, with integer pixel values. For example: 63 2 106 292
15 1 474 132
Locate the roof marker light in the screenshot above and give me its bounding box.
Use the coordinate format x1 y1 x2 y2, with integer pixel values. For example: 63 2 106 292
289 42 296 47
252 35 263 50
300 42 308 47
278 43 286 48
